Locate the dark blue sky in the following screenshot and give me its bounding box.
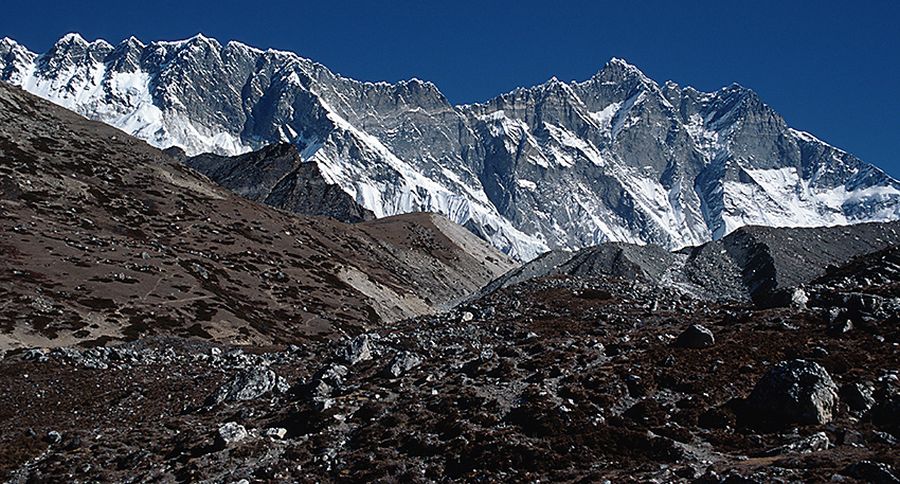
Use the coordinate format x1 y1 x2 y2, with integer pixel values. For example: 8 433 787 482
2 0 898 177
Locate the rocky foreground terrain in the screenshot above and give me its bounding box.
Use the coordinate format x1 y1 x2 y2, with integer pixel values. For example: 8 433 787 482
0 84 899 482
1 240 898 482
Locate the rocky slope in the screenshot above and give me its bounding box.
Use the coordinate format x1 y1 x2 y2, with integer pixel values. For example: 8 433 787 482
1 227 897 482
475 221 900 305
0 82 514 349
177 143 375 223
2 33 898 259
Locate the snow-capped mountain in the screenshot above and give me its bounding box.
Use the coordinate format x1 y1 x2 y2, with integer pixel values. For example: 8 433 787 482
2 33 898 259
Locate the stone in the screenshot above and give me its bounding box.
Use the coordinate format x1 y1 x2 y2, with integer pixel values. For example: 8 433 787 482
674 324 715 349
309 379 334 401
336 334 374 365
264 427 287 439
828 319 853 337
763 431 830 456
23 348 48 362
840 382 875 414
215 422 248 447
304 363 349 408
384 351 422 378
747 359 839 425
45 431 62 445
205 367 278 406
809 346 829 358
760 287 809 309
315 363 349 385
788 288 809 309
871 431 898 446
843 461 899 484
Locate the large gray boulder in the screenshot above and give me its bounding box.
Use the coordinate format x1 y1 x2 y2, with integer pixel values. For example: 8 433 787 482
336 334 375 365
747 359 839 425
384 351 422 378
205 367 280 406
215 422 248 448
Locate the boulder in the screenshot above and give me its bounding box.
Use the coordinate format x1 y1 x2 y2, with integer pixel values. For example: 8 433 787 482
843 461 899 484
336 334 374 365
215 422 248 447
384 351 422 378
746 359 839 425
763 431 830 456
23 348 48 362
674 324 715 349
827 319 854 337
302 363 349 410
759 287 808 309
205 367 279 406
840 382 875 414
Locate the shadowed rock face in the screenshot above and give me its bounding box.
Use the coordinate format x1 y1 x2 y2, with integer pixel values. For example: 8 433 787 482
182 143 375 223
0 82 514 349
475 221 900 304
685 222 900 303
2 35 898 259
746 359 839 425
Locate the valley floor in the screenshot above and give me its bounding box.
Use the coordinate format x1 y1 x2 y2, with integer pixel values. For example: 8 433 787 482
2 263 898 482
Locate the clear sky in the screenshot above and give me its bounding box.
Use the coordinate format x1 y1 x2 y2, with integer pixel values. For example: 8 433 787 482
2 0 898 177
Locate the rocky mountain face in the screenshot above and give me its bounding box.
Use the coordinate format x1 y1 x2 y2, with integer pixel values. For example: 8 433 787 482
0 82 514 348
177 143 375 223
474 221 900 305
2 33 898 259
685 222 900 304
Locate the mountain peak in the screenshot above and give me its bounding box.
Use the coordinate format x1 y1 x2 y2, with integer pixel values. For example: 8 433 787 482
226 39 263 53
122 35 145 48
58 32 87 45
52 33 113 51
590 57 656 89
398 77 433 88
608 56 636 68
0 37 32 56
154 33 221 50
605 57 646 75
187 32 213 42
182 33 221 49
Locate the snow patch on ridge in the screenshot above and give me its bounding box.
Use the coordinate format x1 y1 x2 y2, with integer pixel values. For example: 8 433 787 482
721 167 900 235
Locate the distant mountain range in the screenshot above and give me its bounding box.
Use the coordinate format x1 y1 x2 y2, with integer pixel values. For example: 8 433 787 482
2 33 898 259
